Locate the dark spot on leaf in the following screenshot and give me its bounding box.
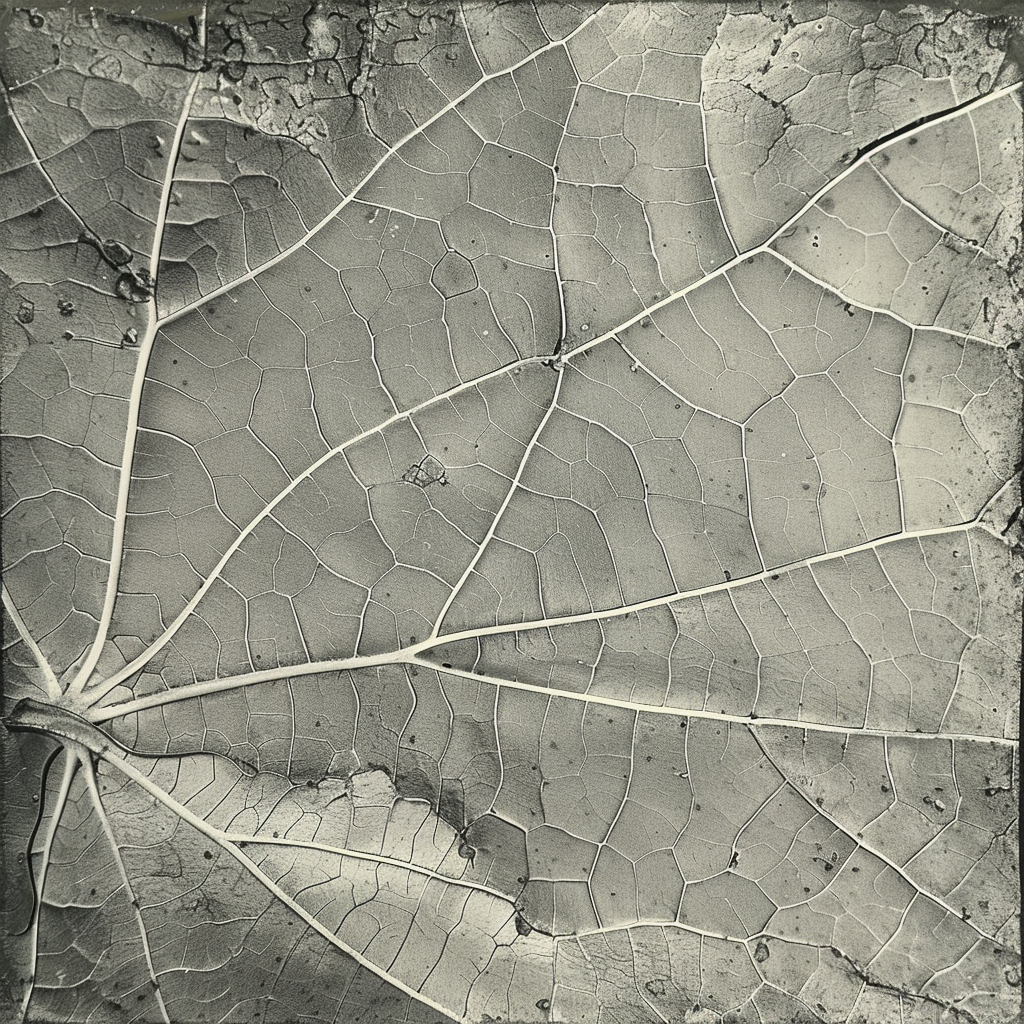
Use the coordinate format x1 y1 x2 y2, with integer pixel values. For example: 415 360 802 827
115 274 150 303
754 940 770 963
102 240 133 266
437 779 466 833
403 455 447 487
203 850 213 860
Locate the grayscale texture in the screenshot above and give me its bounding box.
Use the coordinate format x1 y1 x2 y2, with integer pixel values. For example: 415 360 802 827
0 2 1021 1022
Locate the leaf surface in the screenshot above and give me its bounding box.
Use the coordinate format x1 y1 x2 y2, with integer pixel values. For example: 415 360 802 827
1 3 1021 1023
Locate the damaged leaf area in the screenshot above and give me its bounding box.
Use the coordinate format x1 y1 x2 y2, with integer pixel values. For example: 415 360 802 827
1 1 1021 1022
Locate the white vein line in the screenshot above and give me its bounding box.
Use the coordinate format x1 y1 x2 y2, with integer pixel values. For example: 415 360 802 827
66 69 204 698
425 520 999 652
697 76 739 257
222 833 513 905
561 81 1023 366
82 758 171 1023
89 645 1016 747
403 655 1015 745
552 920 750 946
18 753 77 1021
767 250 1005 348
87 516 1017 735
149 10 606 335
82 356 546 706
429 366 565 639
2 84 101 242
3 586 61 698
97 746 468 1024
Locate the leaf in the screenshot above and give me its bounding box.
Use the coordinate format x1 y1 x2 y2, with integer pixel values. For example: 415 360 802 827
1 3 1022 1023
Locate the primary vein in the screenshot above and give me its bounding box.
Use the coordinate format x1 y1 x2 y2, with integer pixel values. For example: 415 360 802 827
66 70 204 699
